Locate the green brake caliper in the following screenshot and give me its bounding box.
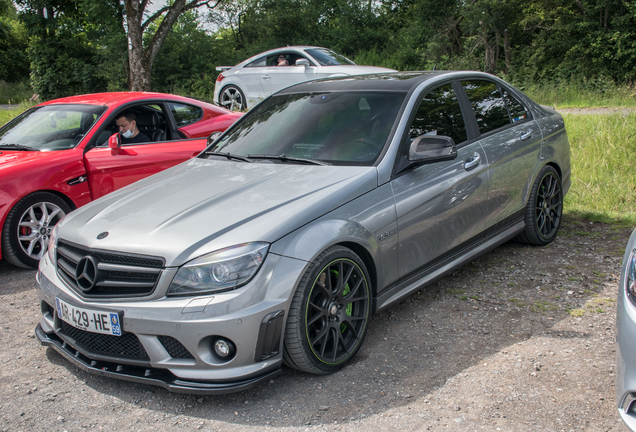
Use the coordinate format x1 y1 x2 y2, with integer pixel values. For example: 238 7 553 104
331 269 351 333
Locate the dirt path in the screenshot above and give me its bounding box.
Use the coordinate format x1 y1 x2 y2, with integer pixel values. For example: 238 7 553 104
558 107 636 115
0 215 630 431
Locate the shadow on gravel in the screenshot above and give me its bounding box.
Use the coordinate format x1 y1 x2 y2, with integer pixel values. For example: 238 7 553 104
0 260 36 296
38 216 629 429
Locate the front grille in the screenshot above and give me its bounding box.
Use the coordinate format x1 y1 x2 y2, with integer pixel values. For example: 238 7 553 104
158 336 194 359
60 321 149 360
56 240 164 298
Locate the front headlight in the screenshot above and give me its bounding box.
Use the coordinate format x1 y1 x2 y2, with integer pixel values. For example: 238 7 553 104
627 248 636 298
46 220 63 265
168 242 270 296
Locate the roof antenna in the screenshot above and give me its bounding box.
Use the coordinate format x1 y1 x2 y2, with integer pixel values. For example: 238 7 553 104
433 65 437 71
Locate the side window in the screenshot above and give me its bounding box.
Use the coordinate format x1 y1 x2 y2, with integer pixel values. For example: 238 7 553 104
94 104 170 147
502 90 528 123
169 103 203 127
410 83 467 144
462 80 510 134
246 56 267 67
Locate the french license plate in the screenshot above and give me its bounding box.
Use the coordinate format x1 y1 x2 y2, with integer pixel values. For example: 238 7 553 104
55 298 122 336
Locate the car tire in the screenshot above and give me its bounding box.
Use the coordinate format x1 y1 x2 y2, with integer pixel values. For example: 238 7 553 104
1 192 71 268
283 245 371 374
219 85 247 111
516 165 563 246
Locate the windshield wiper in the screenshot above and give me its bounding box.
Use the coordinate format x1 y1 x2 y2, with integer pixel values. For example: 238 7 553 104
0 144 39 151
204 151 253 163
247 154 330 166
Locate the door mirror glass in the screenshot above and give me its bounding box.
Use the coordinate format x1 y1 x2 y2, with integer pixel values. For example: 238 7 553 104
409 135 457 163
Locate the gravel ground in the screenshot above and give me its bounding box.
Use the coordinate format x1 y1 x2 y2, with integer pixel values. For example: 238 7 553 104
0 215 630 432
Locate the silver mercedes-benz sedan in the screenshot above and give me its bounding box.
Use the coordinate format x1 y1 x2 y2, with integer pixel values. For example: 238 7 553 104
616 228 636 429
35 71 571 394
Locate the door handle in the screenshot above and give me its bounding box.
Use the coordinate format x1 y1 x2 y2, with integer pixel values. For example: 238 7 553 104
520 130 533 141
262 75 270 80
464 152 480 170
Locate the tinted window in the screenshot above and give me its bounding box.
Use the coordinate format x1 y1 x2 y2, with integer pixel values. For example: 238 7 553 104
410 84 467 144
462 80 509 134
503 90 528 123
169 103 203 127
210 92 405 166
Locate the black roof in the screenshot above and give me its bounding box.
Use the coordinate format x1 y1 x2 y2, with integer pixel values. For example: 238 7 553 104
276 71 450 94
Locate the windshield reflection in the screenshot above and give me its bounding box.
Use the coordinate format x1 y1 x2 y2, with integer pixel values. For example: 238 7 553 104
0 104 106 151
209 92 405 166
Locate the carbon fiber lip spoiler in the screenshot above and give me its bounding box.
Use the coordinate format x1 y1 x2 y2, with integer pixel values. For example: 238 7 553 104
35 324 281 395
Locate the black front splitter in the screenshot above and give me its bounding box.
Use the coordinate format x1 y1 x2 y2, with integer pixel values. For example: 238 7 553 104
35 324 282 395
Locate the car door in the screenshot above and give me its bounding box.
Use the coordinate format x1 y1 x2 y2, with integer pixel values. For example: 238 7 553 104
83 103 207 199
459 80 542 231
259 53 317 95
390 82 490 280
240 56 268 103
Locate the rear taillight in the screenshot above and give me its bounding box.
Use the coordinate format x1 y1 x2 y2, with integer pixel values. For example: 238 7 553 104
216 73 225 82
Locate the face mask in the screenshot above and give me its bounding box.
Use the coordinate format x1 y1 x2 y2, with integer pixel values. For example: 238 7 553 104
122 128 133 139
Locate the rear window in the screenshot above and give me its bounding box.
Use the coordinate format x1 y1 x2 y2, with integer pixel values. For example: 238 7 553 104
169 103 203 127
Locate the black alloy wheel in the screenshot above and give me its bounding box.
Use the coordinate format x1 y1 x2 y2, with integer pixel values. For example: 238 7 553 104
284 246 371 374
516 165 563 245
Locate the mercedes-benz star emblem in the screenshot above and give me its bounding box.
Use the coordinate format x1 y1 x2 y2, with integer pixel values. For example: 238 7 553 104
75 256 98 292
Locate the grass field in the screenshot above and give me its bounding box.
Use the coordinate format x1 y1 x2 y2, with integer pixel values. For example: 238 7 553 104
563 112 636 226
0 102 634 227
525 82 636 109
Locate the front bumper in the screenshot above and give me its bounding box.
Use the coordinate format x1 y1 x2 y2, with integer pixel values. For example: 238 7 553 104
35 250 308 394
35 324 281 395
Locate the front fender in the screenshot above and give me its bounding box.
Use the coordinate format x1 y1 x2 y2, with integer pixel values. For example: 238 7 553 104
270 182 399 297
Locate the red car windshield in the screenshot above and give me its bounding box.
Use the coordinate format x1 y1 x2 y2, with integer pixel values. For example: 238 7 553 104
0 104 106 151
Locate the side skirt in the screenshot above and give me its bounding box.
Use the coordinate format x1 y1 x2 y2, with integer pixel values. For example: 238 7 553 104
375 220 524 312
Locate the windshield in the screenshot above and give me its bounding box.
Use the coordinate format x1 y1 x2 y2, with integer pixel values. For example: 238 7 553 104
305 49 356 66
0 104 106 151
208 92 405 166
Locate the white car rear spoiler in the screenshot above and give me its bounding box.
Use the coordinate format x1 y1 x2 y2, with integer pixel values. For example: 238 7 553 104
216 66 233 72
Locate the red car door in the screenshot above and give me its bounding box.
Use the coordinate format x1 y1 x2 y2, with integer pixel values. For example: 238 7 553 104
83 138 206 200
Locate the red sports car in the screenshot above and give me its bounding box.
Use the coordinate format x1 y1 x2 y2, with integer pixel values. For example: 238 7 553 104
0 92 241 268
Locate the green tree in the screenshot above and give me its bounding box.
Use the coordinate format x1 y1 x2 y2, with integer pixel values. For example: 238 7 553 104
0 0 29 83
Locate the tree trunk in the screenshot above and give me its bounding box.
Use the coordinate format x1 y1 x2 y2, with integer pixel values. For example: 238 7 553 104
125 0 191 91
125 0 149 91
504 28 511 73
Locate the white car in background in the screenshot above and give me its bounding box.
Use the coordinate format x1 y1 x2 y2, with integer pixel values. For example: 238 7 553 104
213 46 396 110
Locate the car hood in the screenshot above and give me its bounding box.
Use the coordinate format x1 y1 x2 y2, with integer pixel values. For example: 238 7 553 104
0 150 54 171
59 158 378 266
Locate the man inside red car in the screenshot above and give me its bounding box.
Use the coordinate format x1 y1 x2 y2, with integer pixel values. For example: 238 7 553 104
115 111 150 144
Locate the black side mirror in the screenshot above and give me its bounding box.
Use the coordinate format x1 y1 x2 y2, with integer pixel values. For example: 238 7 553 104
409 135 457 163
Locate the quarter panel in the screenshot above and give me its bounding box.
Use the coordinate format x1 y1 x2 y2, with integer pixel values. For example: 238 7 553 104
535 111 571 195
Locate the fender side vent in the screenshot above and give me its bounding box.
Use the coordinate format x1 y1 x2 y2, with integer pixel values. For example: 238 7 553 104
254 310 285 362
